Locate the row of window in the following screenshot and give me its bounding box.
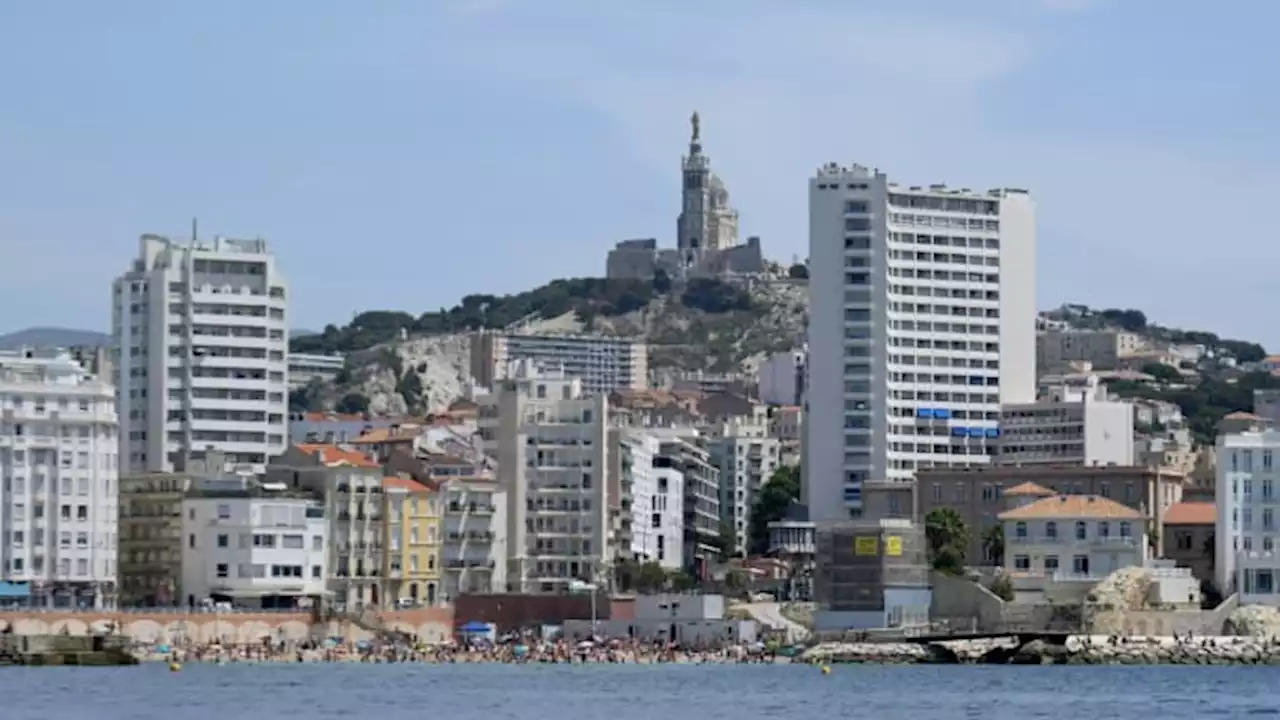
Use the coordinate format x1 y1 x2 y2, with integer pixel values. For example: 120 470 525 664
1012 520 1133 541
213 562 318 579
5 503 100 522
886 194 1000 215
890 233 1000 250
6 529 108 548
1011 554 1093 574
890 285 1000 302
7 557 107 576
0 396 99 413
1231 507 1279 532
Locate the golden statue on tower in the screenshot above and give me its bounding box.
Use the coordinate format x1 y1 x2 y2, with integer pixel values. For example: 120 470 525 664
690 111 701 142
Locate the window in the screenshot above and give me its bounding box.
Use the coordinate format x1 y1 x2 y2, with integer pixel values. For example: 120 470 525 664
1014 555 1030 570
282 534 304 549
1075 522 1087 541
312 535 323 551
1119 522 1132 539
1045 522 1058 540
1072 555 1090 575
1175 531 1193 551
215 563 229 578
216 534 229 548
312 565 322 579
1014 521 1027 539
1098 522 1110 539
188 534 196 549
1044 556 1059 572
217 504 231 519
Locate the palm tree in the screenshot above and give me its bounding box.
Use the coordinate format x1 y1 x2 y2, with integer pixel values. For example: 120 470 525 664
981 524 1005 566
924 508 969 575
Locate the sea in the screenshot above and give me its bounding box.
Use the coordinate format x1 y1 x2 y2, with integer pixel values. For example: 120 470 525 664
3 663 1277 719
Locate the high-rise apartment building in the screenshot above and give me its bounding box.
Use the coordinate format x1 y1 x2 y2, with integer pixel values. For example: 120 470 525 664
113 234 289 475
806 164 1036 520
478 361 609 593
0 350 119 608
1216 431 1280 604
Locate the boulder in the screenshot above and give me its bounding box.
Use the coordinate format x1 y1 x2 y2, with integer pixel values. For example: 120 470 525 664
1225 605 1280 637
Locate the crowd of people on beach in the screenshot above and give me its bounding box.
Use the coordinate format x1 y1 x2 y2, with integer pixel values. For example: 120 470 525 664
142 634 793 666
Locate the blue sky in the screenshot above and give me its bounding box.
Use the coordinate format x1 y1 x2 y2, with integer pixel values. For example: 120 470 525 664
2 0 1277 344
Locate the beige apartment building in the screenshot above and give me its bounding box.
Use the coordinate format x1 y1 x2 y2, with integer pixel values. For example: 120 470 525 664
916 465 1185 563
1036 329 1146 373
470 330 647 395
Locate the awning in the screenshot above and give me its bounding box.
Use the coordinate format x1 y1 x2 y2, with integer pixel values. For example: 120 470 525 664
0 582 31 599
459 621 490 633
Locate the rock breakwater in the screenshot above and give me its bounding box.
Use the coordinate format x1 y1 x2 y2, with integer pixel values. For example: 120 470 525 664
803 636 1280 665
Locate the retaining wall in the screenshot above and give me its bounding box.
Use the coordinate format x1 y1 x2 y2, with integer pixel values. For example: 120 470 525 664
0 607 454 644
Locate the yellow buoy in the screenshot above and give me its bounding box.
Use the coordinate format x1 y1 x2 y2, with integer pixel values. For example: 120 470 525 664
168 662 182 672
821 665 831 675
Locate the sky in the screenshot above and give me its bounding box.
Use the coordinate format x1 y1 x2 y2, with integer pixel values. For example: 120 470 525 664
2 0 1277 345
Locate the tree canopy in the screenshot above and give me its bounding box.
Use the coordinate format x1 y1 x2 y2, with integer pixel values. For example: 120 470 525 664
289 275 756 356
924 507 969 575
748 465 801 555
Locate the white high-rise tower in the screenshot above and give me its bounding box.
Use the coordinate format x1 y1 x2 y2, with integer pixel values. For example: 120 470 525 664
804 164 1036 521
112 233 289 475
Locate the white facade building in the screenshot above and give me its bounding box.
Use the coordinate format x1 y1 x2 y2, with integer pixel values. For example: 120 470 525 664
707 418 780 557
180 476 327 608
1216 431 1280 604
757 349 807 407
288 353 345 389
805 164 1037 520
0 350 119 608
470 331 648 396
441 475 508 597
998 374 1134 467
616 431 684 570
478 361 609 593
113 234 289 475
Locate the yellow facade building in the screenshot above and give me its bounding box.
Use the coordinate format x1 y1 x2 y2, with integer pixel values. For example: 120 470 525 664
382 475 442 607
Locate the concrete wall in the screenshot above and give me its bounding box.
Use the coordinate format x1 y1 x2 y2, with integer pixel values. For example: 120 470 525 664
0 608 454 644
929 573 1006 631
1086 593 1239 636
453 594 603 632
561 618 756 646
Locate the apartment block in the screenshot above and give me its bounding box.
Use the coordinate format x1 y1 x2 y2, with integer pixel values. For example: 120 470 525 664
267 444 385 609
382 475 442 606
1216 431 1280 603
707 416 780 557
806 164 1036 519
1037 329 1146 373
998 374 1134 467
640 429 722 575
611 430 685 570
470 330 647 395
0 350 120 608
118 450 235 607
916 465 1185 564
179 473 327 609
478 361 609 593
113 234 289 474
288 353 345 389
383 450 507 597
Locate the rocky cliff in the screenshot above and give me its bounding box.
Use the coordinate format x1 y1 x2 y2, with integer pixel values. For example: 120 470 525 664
290 273 808 414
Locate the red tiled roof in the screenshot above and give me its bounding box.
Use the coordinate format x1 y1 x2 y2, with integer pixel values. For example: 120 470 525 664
383 475 431 493
1163 501 1215 525
294 444 379 468
1004 481 1056 497
999 494 1143 521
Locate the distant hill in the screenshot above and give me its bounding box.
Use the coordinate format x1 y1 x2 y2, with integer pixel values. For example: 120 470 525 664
0 327 110 351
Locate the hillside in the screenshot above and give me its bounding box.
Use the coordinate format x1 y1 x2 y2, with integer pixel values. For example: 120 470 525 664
289 272 808 414
1044 304 1271 443
0 327 109 350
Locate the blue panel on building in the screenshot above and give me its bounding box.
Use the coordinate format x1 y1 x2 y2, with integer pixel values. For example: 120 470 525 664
967 427 986 438
951 427 968 437
917 408 933 418
933 409 952 419
0 582 30 599
985 428 1001 438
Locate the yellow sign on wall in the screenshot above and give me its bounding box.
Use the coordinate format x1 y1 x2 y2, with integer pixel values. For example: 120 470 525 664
885 536 903 557
854 536 879 556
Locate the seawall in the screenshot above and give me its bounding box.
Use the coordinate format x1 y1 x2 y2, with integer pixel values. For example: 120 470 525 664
0 608 454 644
805 635 1280 665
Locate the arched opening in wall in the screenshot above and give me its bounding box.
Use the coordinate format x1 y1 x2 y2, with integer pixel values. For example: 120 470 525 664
410 583 420 601
370 585 379 608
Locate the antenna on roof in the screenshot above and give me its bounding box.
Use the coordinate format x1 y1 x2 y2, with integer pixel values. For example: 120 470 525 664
192 217 198 243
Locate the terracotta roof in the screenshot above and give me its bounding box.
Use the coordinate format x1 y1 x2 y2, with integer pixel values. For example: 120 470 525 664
382 475 431 493
294 444 379 468
302 412 366 422
1163 501 1215 525
1003 481 1056 497
998 494 1143 521
1223 411 1261 421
